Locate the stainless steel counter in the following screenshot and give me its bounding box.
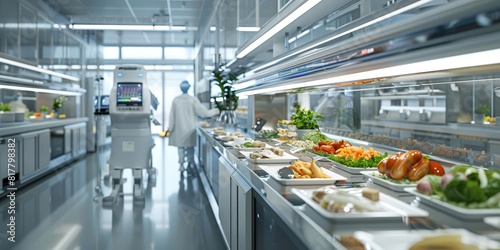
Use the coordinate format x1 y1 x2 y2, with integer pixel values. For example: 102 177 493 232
197 127 500 249
0 118 89 137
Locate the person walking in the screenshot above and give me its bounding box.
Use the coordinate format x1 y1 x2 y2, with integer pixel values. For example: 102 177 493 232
168 80 219 175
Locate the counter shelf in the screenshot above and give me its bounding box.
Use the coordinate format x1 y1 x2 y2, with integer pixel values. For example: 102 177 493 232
197 127 500 249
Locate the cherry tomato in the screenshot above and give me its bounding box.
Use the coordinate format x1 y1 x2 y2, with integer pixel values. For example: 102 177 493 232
313 145 320 152
428 161 445 176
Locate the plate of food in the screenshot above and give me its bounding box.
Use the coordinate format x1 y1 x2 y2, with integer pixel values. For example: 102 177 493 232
291 186 428 221
484 217 500 229
240 148 298 163
312 146 387 174
353 229 500 250
258 159 346 185
361 171 418 192
226 140 272 150
405 165 500 219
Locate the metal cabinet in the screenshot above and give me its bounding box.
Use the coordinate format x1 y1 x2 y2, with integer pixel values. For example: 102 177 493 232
20 129 51 179
67 124 87 158
218 156 253 250
0 137 20 186
38 130 50 170
20 131 38 178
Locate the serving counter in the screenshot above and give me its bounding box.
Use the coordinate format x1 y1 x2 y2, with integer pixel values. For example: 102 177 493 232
0 118 88 197
196 126 500 250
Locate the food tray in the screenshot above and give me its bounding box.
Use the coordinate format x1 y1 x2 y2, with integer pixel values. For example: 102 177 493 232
405 188 500 219
331 162 377 174
361 171 417 192
259 165 347 185
240 150 298 164
353 229 500 250
291 187 428 221
224 141 272 150
484 217 500 229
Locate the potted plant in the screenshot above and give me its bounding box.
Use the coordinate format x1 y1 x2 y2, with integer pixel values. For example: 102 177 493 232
0 103 14 123
474 104 490 124
210 69 239 124
291 103 323 139
40 105 49 119
52 96 67 118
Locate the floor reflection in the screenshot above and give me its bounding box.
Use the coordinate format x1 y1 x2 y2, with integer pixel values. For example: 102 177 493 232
0 137 226 250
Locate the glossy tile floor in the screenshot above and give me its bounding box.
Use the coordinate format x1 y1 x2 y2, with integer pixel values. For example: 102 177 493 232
0 137 226 250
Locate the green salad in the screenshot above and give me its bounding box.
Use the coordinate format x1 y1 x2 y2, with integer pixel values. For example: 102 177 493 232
311 150 388 168
417 165 500 209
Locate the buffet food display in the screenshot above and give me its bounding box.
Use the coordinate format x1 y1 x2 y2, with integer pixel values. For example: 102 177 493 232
206 125 500 249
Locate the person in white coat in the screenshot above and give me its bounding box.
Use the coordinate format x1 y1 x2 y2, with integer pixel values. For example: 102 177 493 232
169 80 219 175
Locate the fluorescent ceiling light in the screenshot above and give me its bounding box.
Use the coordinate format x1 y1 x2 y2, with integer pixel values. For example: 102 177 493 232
0 85 83 96
204 65 215 71
238 48 500 95
144 65 174 70
170 26 187 31
71 24 154 30
0 75 44 85
0 56 80 81
210 26 217 31
236 0 322 59
226 58 237 67
288 36 297 44
297 29 310 39
237 27 260 32
99 65 116 70
250 0 433 73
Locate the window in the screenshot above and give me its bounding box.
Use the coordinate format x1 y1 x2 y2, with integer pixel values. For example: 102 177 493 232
121 47 163 59
103 46 119 59
164 47 194 60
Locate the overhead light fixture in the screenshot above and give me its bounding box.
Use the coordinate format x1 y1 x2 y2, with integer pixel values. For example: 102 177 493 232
70 24 191 31
99 65 116 70
236 0 322 59
0 56 80 81
144 65 174 70
71 24 154 30
237 27 260 32
210 26 217 31
226 58 237 67
0 75 44 85
204 65 215 71
288 36 297 44
0 85 84 96
249 0 433 73
297 29 310 39
238 48 500 95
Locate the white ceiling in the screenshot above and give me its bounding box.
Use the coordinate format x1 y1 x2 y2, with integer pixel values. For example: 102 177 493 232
52 0 276 47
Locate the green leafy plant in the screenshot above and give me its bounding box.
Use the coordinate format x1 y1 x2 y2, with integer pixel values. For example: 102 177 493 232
0 103 12 112
291 103 323 129
53 96 67 112
210 69 238 111
475 104 490 115
40 105 49 112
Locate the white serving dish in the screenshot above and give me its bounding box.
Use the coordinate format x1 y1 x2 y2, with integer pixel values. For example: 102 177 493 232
225 141 272 150
405 188 500 219
258 164 347 185
332 162 377 174
353 229 500 250
291 187 428 221
361 171 417 192
484 217 500 229
240 150 298 163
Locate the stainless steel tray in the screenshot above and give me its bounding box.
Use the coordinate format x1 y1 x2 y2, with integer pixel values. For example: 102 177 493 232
292 187 428 221
240 150 298 164
361 171 417 192
259 164 347 186
332 162 378 174
354 229 500 250
405 188 500 219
